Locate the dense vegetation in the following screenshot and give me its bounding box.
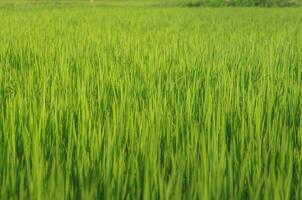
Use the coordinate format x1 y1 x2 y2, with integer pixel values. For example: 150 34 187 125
178 0 296 6
1 3 302 200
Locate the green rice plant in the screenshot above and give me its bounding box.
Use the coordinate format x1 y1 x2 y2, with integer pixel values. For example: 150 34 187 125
0 3 302 200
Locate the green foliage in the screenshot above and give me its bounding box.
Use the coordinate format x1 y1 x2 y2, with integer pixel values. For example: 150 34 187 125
180 0 296 6
1 4 302 200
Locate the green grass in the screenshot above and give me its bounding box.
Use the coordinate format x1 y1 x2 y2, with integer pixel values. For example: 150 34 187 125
1 3 302 199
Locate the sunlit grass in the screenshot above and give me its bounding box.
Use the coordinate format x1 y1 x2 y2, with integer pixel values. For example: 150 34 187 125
0 4 302 200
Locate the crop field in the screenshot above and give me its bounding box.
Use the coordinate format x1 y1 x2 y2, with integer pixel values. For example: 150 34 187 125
0 2 302 199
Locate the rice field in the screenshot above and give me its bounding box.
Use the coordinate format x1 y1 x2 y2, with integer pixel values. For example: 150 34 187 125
1 3 302 199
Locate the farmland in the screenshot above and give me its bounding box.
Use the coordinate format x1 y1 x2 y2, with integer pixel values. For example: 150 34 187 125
0 2 302 199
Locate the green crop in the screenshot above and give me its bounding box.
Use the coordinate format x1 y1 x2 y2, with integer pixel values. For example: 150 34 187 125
0 3 302 200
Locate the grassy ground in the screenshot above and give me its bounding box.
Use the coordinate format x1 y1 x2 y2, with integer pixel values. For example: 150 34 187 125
1 3 302 199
